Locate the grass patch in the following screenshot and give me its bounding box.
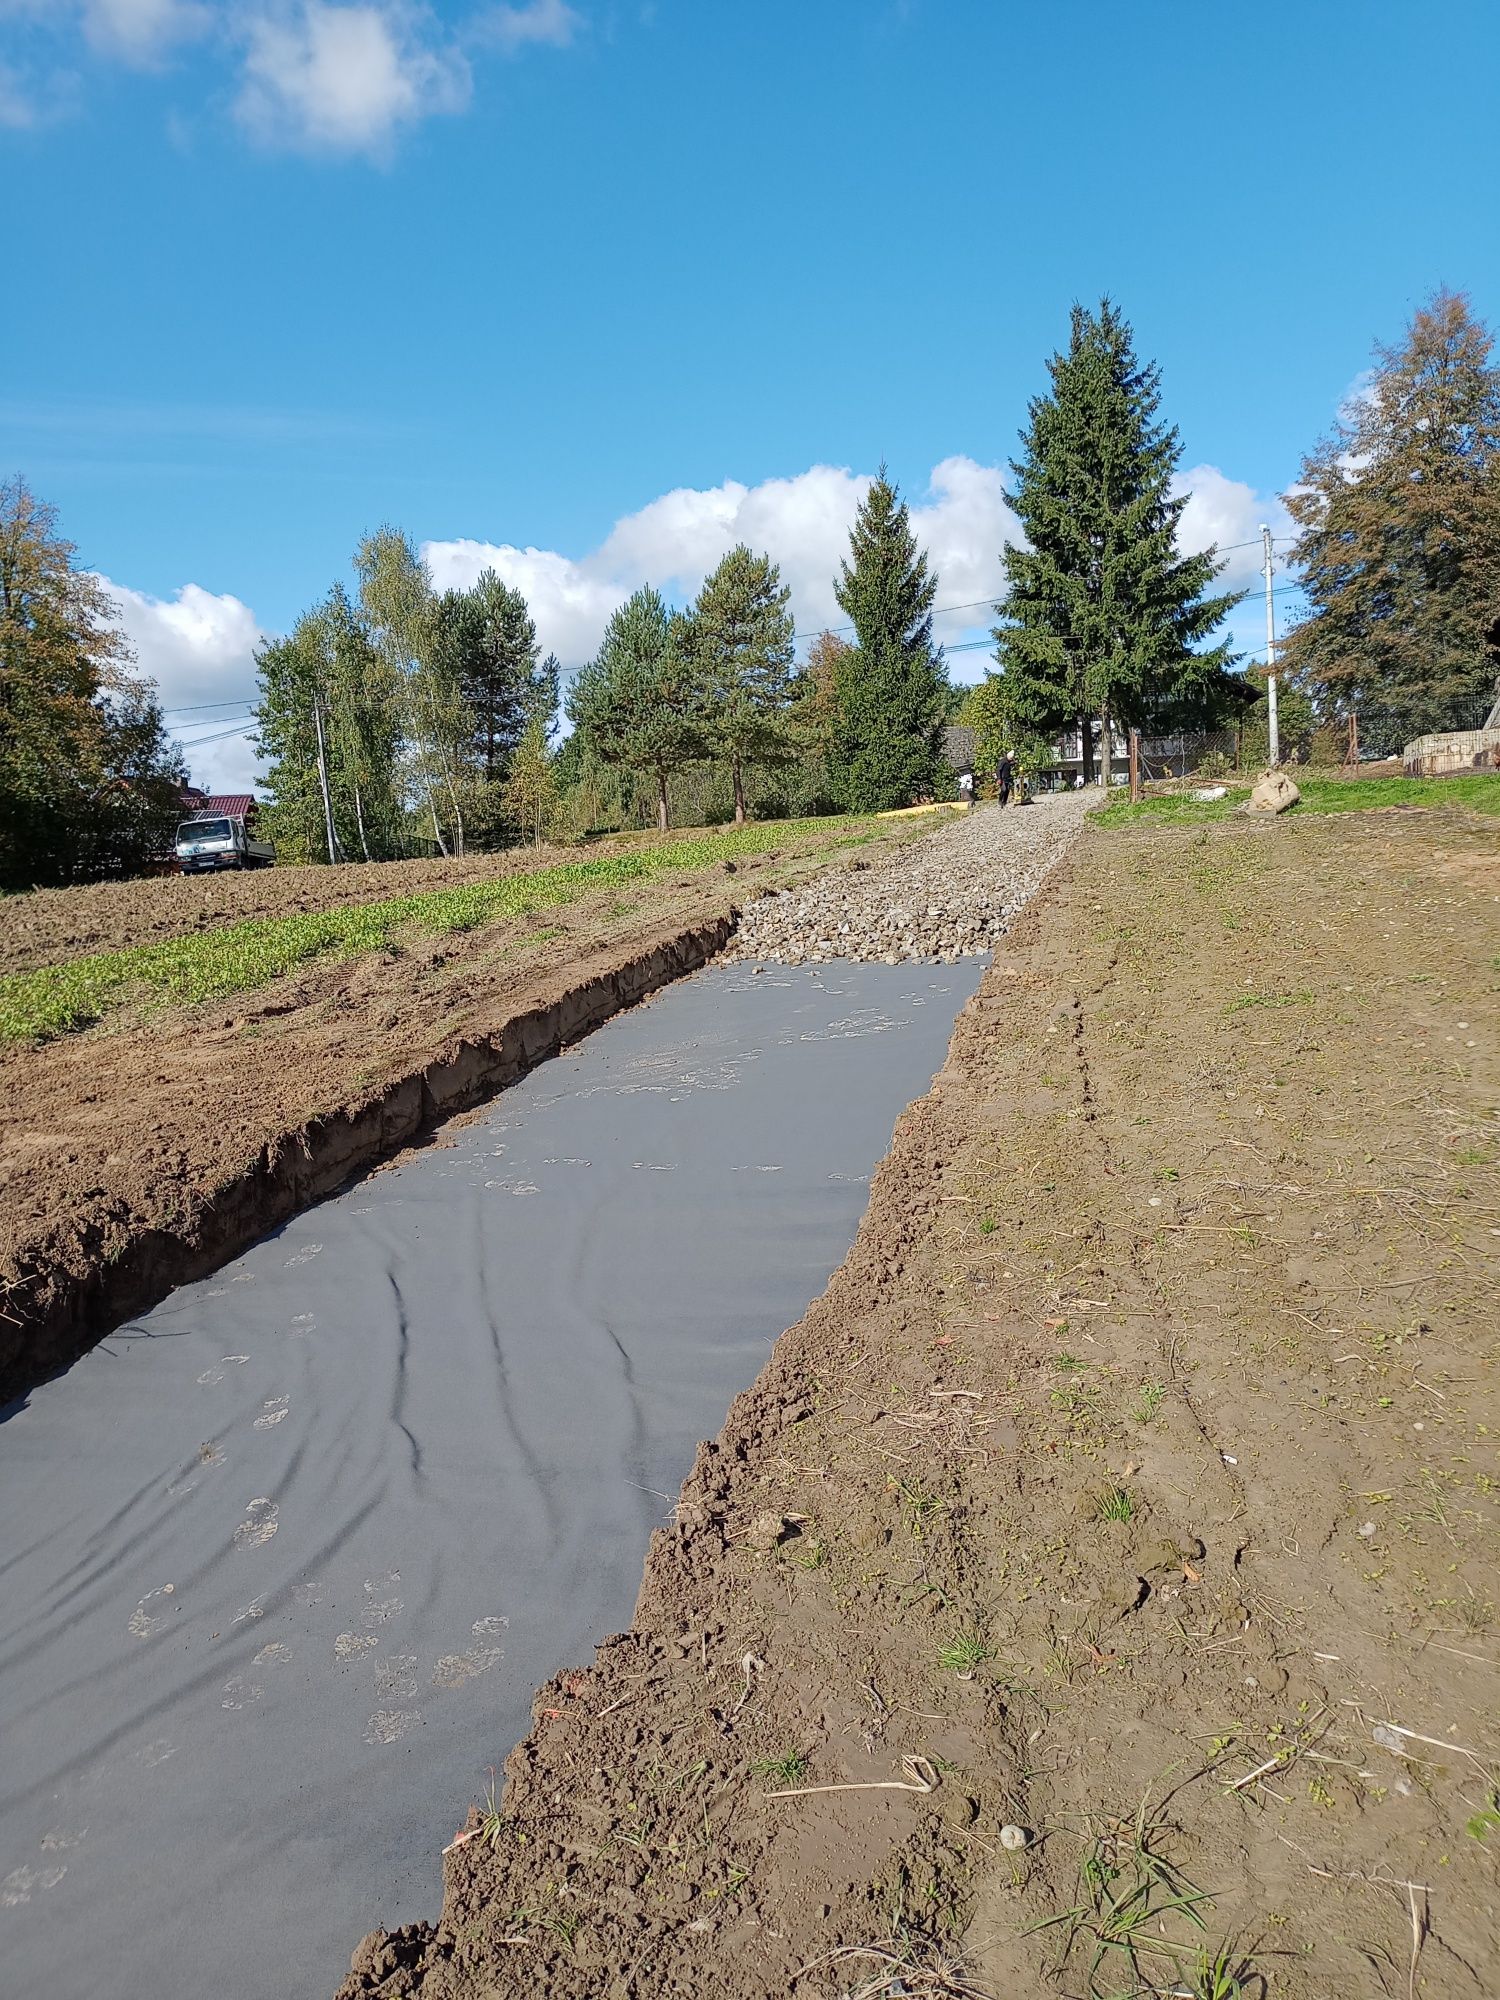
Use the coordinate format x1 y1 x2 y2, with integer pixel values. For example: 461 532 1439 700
1223 987 1314 1014
751 1752 808 1785
0 818 868 1044
937 1631 994 1676
1094 1485 1135 1523
1092 769 1500 830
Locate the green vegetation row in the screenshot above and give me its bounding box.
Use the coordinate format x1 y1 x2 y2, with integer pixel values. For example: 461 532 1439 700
0 819 865 1045
1090 771 1500 830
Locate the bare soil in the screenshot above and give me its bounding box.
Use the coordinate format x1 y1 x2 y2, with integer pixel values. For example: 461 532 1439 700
338 802 1499 2000
0 838 626 977
0 820 916 1400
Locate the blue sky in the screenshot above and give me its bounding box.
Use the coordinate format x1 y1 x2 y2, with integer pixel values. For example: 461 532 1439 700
3 0 1498 787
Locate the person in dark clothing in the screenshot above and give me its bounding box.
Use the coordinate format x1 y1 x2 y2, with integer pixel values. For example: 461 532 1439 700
996 752 1014 807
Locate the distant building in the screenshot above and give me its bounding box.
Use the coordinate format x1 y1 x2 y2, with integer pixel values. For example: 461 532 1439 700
179 785 262 826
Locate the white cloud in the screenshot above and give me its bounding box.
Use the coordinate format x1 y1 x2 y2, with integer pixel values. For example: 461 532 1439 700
1174 463 1293 595
476 0 578 53
80 0 214 64
234 2 469 155
425 537 631 668
424 455 1024 685
99 574 266 792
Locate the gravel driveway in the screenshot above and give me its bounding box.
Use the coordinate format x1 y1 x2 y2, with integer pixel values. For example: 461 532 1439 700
723 792 1091 964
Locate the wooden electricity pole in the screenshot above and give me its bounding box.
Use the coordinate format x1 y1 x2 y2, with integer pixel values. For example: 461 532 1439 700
1129 728 1141 803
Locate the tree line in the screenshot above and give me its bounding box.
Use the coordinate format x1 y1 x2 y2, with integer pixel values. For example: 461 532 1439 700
254 528 560 862
3 286 1495 890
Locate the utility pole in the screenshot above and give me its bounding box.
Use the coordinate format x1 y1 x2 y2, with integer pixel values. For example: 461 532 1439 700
1260 523 1280 768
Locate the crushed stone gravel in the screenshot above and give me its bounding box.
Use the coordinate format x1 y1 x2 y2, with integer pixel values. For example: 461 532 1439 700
723 792 1092 965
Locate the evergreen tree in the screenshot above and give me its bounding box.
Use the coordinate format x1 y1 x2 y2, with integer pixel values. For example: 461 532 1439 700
0 475 184 888
430 570 540 780
565 586 706 831
830 471 948 810
690 544 797 822
995 301 1239 780
1282 289 1500 751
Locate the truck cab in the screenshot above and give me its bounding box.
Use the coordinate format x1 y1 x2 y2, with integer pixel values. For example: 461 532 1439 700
174 814 276 873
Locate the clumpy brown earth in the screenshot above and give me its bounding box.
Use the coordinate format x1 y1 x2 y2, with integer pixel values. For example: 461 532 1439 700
0 837 624 977
340 802 1498 2000
0 819 919 1400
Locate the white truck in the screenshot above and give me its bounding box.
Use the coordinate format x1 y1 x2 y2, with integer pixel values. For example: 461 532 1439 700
174 813 277 873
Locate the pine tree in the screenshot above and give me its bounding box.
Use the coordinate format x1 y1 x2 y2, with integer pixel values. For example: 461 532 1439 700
995 301 1239 780
430 570 538 782
1282 289 1500 751
565 587 706 831
830 471 948 810
690 544 797 822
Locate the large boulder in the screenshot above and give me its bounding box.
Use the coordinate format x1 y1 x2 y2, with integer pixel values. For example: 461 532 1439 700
1248 771 1300 814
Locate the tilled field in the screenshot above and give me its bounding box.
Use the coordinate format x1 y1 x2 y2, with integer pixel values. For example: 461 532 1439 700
722 794 1089 964
339 801 1498 2000
0 838 630 978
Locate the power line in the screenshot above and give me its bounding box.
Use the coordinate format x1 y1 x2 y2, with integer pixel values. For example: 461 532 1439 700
160 698 256 717
175 722 256 749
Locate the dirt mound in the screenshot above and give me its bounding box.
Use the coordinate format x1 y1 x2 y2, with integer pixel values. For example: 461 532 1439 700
337 804 1499 2000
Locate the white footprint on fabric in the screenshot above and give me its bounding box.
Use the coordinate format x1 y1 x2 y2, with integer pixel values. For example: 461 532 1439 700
196 1355 249 1387
232 1499 278 1550
334 1633 378 1660
363 1710 420 1745
432 1616 507 1689
1 1866 66 1906
128 1584 176 1639
134 1740 176 1768
283 1243 323 1268
253 1642 291 1665
232 1596 266 1625
375 1656 419 1701
361 1572 402 1626
220 1677 262 1710
253 1397 290 1430
40 1828 87 1853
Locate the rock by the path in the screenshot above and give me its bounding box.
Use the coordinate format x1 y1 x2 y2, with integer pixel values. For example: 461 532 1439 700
723 794 1090 966
1248 771 1301 814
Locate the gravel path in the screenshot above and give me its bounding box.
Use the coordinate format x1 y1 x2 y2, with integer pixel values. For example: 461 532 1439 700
724 792 1091 965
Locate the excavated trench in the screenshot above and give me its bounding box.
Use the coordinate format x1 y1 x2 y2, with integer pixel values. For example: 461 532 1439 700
0 954 982 2000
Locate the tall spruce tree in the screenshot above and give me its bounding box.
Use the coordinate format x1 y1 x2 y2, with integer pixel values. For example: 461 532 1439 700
995 301 1239 780
690 544 797 822
565 586 706 830
830 471 948 810
1282 289 1500 751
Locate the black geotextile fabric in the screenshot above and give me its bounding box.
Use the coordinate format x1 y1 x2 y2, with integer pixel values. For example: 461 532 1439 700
0 958 981 2000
